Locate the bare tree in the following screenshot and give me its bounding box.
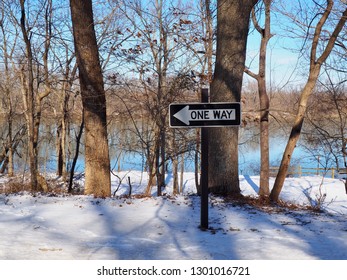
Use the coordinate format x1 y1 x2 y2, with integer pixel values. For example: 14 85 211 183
70 0 111 197
270 0 347 202
202 0 214 84
192 0 215 195
0 4 20 177
51 15 78 181
304 70 347 193
245 0 273 197
116 0 200 196
18 0 53 191
208 0 259 195
55 58 77 181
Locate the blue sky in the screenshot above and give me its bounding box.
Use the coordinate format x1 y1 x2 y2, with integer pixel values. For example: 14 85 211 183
245 30 303 89
244 0 347 89
244 0 310 89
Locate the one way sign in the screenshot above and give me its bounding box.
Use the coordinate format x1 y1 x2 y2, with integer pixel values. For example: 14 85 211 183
169 102 241 128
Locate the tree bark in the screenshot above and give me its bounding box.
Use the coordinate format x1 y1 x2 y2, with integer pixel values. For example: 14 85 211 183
208 0 258 195
70 0 111 197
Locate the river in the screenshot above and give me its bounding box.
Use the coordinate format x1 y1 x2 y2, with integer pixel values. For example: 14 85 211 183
0 119 343 177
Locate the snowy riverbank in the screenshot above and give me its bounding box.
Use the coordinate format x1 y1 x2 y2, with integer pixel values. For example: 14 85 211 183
0 172 346 260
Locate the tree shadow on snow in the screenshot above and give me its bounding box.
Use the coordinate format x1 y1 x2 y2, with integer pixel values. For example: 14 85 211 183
88 195 239 259
242 175 260 194
4 188 346 260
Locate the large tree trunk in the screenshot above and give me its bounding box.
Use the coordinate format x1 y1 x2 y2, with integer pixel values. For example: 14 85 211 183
208 0 258 195
70 0 111 197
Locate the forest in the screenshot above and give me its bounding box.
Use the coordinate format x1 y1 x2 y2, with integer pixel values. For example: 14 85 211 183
0 0 347 202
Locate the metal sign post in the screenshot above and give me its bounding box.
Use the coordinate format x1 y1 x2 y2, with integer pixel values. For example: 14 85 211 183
200 88 209 230
169 89 241 230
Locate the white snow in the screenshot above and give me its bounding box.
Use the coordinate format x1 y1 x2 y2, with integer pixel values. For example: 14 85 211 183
0 171 347 260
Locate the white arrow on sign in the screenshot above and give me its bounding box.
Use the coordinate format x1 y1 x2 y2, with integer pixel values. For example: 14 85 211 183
173 105 236 125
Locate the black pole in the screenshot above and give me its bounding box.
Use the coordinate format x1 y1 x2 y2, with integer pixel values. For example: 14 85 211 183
200 88 209 230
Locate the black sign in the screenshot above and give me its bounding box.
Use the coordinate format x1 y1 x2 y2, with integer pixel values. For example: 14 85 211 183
169 102 241 127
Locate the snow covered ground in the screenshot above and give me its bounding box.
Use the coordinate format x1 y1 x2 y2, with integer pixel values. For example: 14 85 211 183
0 171 347 260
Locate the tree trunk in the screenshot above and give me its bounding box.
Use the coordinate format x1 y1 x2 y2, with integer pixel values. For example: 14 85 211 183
244 0 272 197
172 154 179 195
157 127 166 195
59 61 76 182
194 129 201 195
68 113 84 193
5 82 14 178
252 0 272 197
270 68 320 201
0 126 26 174
145 125 160 196
19 0 53 191
259 99 270 196
208 0 258 195
7 139 14 177
2 37 14 176
70 0 111 197
56 122 63 177
19 0 38 191
180 153 185 194
204 0 213 83
270 2 347 202
170 131 179 195
56 121 67 181
57 83 69 181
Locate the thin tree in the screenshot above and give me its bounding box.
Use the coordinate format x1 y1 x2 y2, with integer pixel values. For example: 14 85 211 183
52 19 78 181
270 0 347 202
118 0 199 196
193 0 215 195
208 0 259 195
0 5 18 177
70 0 111 197
19 0 53 191
307 72 347 194
245 0 273 197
